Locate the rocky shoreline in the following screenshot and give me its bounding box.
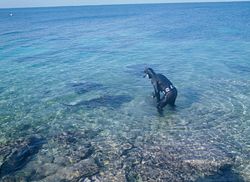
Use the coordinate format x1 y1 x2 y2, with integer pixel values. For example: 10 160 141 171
0 128 245 182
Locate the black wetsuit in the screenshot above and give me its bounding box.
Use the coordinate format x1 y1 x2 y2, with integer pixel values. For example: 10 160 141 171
144 68 177 111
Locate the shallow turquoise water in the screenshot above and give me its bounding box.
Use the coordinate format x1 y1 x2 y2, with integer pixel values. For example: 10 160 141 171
0 2 250 181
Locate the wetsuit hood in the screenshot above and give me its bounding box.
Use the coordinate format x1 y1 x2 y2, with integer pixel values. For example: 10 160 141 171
144 67 156 79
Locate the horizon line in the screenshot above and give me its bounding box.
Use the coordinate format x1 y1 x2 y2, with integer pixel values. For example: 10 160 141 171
0 0 249 10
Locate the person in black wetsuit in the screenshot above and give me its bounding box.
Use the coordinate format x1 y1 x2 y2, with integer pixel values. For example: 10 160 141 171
144 67 177 113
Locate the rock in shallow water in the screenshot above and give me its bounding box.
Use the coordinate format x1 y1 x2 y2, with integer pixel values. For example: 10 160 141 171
0 136 46 179
42 159 99 181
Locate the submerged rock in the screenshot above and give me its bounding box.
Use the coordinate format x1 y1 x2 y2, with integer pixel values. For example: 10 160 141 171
52 130 97 165
0 136 46 178
43 159 99 181
69 82 104 94
32 163 60 180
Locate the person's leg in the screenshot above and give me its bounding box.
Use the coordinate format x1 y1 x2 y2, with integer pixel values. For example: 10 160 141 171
157 88 177 110
168 88 177 107
157 95 168 111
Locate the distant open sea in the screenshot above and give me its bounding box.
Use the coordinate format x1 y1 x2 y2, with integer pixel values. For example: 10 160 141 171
0 2 250 181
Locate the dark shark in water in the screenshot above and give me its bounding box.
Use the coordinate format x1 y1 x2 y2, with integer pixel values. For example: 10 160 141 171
64 95 133 109
69 82 104 94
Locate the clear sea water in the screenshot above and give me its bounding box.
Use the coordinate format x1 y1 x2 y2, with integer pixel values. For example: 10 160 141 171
0 2 250 181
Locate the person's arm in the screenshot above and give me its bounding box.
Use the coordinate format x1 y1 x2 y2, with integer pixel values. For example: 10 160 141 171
152 80 160 102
